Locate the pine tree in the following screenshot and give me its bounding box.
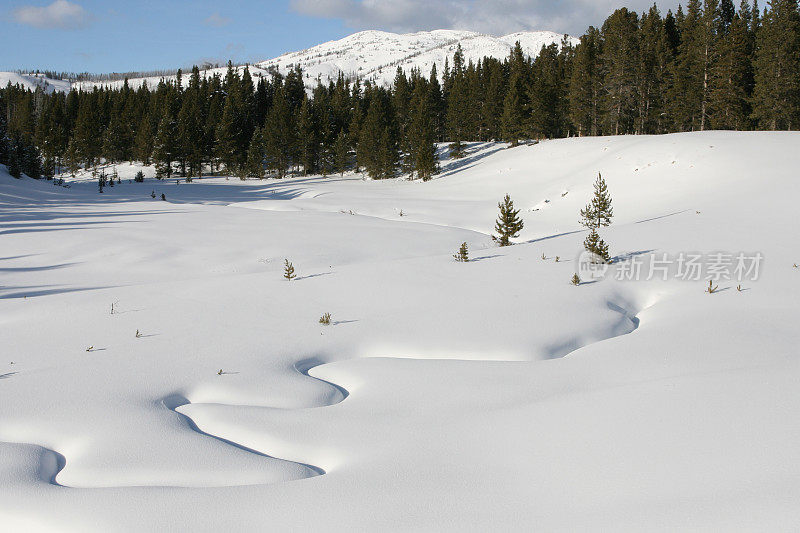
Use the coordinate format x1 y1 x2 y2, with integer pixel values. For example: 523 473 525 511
569 27 602 136
446 44 468 158
600 8 640 135
334 129 349 175
408 80 437 180
580 173 613 262
283 259 296 280
133 113 154 164
501 72 526 145
454 242 469 262
244 126 265 179
580 173 614 228
297 96 318 175
264 88 294 178
671 0 706 130
152 110 177 179
709 9 753 129
7 139 21 178
494 194 524 246
583 228 611 262
751 0 800 129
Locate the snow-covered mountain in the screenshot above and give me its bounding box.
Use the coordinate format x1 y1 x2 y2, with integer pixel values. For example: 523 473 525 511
1 29 576 93
256 29 576 88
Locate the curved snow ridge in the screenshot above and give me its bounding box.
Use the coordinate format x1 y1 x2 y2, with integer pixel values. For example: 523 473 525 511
156 358 349 485
544 297 643 360
0 441 66 487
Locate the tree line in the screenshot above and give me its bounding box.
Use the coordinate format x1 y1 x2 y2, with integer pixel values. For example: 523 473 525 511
1 0 798 182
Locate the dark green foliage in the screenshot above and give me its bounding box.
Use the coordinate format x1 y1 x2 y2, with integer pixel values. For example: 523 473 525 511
580 173 614 229
752 0 800 129
494 194 524 246
583 228 610 262
454 242 469 262
580 173 613 261
244 126 265 179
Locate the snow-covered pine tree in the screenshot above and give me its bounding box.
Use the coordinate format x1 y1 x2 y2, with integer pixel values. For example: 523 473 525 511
494 194 524 246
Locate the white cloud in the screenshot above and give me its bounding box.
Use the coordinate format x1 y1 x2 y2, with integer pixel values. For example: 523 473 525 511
290 0 677 36
13 0 90 30
204 12 232 27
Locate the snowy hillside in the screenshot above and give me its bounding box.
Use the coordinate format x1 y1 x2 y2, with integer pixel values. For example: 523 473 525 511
1 29 574 93
256 29 575 87
0 72 71 94
2 131 800 530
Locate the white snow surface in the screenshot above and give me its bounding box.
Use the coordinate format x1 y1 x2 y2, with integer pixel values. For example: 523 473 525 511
1 29 574 93
1 131 799 531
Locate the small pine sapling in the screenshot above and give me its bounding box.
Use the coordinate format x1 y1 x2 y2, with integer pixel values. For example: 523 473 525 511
454 242 469 262
583 228 610 263
580 173 613 261
284 259 296 281
706 280 719 294
319 312 332 325
571 273 581 286
494 194 524 246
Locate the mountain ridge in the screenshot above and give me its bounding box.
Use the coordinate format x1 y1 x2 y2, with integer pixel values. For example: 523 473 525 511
1 29 576 93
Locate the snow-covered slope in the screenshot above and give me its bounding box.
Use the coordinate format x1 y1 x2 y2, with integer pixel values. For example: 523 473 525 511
0 72 72 94
1 29 574 93
2 132 799 531
256 29 574 87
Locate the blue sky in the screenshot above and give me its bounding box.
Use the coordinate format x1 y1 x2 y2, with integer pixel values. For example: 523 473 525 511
1 1 350 72
1 0 673 73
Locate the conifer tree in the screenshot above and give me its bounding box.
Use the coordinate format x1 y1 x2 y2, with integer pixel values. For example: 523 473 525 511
580 173 614 229
298 96 319 175
751 0 800 129
454 242 469 262
501 72 526 145
580 173 613 262
408 80 437 180
133 113 154 164
152 110 177 179
283 259 296 280
494 194 524 246
600 8 640 135
583 228 611 262
244 126 265 178
264 88 294 178
570 27 602 136
334 129 349 175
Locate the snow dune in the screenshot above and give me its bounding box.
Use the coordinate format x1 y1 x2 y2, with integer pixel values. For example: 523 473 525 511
1 131 799 530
